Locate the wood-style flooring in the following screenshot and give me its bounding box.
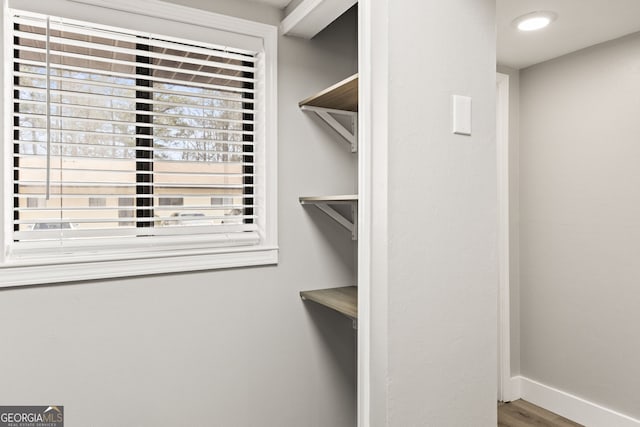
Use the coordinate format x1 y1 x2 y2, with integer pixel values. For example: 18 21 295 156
498 400 583 427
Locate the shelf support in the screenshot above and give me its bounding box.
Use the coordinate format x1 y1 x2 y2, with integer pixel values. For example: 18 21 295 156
299 196 358 240
301 105 358 152
314 202 356 240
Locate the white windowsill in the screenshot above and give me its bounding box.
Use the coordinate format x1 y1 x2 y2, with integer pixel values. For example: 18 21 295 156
0 246 278 287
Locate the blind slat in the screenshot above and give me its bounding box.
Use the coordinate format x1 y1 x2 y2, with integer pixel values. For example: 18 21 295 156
16 194 255 199
14 215 257 225
14 139 254 149
16 179 251 187
16 204 252 212
16 114 255 135
14 153 253 166
15 84 256 105
14 166 254 176
16 106 251 124
15 86 255 114
12 229 260 247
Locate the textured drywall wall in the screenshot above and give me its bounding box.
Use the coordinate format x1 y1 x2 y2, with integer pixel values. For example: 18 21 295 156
368 0 498 424
519 31 640 419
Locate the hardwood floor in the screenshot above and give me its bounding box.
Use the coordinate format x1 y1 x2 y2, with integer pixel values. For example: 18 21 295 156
498 400 583 427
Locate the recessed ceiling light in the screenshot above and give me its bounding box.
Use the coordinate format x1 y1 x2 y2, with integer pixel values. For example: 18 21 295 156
513 11 557 32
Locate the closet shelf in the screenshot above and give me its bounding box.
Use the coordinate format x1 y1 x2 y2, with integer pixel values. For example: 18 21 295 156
299 195 357 203
300 286 358 320
299 74 358 152
299 195 358 240
299 74 358 111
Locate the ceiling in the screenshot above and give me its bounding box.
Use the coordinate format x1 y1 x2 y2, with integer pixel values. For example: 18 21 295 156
248 0 640 70
497 0 640 69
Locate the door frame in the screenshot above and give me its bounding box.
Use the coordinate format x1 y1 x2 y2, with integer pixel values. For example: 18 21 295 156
497 71 513 402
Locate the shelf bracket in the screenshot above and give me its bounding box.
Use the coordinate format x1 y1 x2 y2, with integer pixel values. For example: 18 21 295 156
314 202 357 240
301 105 358 153
300 197 358 240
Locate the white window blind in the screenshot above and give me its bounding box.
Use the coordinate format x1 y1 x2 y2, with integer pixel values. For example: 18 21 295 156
10 10 261 259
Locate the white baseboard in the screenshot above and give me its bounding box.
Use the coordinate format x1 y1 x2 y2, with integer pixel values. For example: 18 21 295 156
508 376 640 427
508 376 522 402
500 376 522 403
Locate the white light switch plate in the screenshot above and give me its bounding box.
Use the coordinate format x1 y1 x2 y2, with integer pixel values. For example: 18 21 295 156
452 95 472 136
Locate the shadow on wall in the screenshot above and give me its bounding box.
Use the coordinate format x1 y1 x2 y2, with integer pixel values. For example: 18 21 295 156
301 205 358 275
301 300 357 391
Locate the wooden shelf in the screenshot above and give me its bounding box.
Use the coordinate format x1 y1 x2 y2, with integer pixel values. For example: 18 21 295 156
299 195 357 203
300 286 357 319
299 74 358 112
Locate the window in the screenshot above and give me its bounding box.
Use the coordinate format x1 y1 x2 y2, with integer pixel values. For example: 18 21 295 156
1 0 278 286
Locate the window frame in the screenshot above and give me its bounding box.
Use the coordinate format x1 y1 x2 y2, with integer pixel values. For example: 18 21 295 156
0 0 278 287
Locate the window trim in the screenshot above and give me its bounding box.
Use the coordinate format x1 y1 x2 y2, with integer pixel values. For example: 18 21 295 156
0 0 278 287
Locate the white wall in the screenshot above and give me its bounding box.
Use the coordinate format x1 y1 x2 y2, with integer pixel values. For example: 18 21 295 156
519 31 640 419
367 0 497 424
0 2 359 426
